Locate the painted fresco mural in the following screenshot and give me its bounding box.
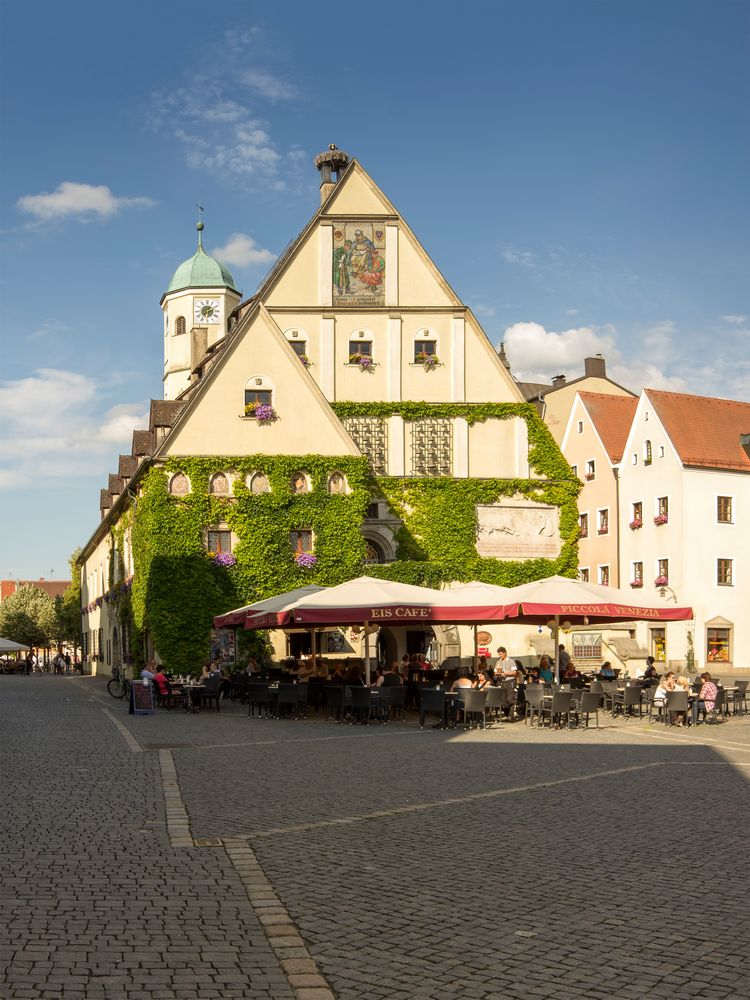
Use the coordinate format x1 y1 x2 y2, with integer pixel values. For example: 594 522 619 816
332 221 386 305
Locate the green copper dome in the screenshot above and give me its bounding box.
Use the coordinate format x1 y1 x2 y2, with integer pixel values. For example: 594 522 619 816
166 222 239 294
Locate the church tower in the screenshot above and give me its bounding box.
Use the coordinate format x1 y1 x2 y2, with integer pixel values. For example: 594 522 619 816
160 221 242 400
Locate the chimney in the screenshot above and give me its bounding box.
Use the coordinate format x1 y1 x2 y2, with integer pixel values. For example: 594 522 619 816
584 355 607 378
552 374 567 388
314 145 350 204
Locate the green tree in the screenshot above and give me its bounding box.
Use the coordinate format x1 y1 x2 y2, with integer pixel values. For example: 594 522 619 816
54 549 83 652
0 585 56 648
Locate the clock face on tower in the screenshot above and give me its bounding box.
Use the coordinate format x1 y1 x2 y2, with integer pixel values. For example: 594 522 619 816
194 298 221 324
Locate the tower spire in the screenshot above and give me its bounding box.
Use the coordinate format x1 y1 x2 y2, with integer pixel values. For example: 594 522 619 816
196 203 205 249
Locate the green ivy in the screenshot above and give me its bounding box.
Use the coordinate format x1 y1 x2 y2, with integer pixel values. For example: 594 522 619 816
331 401 574 481
129 455 370 671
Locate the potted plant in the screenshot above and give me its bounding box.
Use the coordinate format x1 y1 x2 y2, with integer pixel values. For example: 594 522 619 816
414 351 439 370
629 518 643 530
212 552 237 567
349 352 376 371
654 575 669 587
654 514 668 526
298 354 312 368
244 402 277 423
630 580 643 588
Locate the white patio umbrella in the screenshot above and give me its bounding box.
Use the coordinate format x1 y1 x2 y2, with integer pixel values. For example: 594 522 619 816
213 585 328 628
499 575 694 681
0 637 30 652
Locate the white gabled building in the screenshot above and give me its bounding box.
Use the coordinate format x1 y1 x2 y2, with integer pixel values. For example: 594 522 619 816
619 389 750 674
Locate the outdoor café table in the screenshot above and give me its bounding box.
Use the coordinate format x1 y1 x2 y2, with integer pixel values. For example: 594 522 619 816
181 683 205 712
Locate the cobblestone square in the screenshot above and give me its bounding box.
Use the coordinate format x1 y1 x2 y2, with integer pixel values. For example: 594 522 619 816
2 675 749 1000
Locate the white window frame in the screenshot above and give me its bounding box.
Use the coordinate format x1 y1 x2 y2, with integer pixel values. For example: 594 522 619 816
347 328 374 364
579 567 590 582
632 453 638 465
577 420 584 434
579 511 589 538
597 507 609 536
284 327 309 359
655 556 669 582
585 458 596 480
597 564 610 587
412 327 439 364
655 494 670 518
631 560 644 585
716 557 733 588
716 494 734 525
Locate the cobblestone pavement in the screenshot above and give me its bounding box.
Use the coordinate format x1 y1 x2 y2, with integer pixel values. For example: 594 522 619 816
3 675 750 1000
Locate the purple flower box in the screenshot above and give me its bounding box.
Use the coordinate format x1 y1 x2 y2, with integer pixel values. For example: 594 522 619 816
213 552 237 568
295 552 318 569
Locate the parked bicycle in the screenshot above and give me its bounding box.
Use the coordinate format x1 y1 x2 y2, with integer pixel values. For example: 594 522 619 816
107 665 131 700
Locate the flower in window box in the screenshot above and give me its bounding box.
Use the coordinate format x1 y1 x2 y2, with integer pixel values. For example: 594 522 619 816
629 519 643 530
597 528 608 535
414 351 439 370
654 514 668 525
294 552 318 569
630 580 643 588
585 472 595 481
244 401 277 423
298 354 312 368
654 575 669 587
349 352 376 371
212 552 237 568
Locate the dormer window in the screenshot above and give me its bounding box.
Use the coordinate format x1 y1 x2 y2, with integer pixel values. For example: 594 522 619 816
414 328 438 366
285 328 310 366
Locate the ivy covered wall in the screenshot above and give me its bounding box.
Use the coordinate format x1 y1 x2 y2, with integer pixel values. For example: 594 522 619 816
129 455 370 670
121 403 579 668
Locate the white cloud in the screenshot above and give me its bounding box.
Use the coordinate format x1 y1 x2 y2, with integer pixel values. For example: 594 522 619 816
722 314 747 325
472 303 496 318
0 369 147 489
26 320 70 342
211 233 276 268
16 182 155 222
501 244 537 268
240 69 297 101
502 321 687 393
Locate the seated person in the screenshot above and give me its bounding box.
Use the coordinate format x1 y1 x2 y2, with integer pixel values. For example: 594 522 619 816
381 662 404 687
639 657 659 686
473 670 489 690
653 671 676 703
200 662 212 682
451 674 474 691
691 672 718 725
538 656 554 684
152 667 172 702
562 661 581 680
477 655 488 672
346 666 366 687
140 660 156 681
598 660 616 680
526 667 542 684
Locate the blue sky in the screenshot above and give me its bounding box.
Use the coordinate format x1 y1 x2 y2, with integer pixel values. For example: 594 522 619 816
1 0 748 579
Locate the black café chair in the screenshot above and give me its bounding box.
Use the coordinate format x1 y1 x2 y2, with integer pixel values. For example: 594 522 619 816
419 688 447 729
523 685 544 726
349 687 374 725
575 690 602 729
540 690 573 729
484 686 506 725
384 685 406 721
276 683 300 719
247 682 271 719
614 685 644 719
665 689 688 726
458 688 488 730
198 675 222 712
325 685 346 723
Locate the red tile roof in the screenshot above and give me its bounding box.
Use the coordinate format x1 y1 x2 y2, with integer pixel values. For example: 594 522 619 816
578 392 639 463
645 389 750 472
0 580 69 602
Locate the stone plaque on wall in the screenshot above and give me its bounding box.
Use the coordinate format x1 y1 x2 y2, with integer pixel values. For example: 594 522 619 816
475 498 561 561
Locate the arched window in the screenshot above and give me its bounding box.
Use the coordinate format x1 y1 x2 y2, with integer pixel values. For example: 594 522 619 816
364 540 385 565
244 375 273 410
348 328 374 364
209 473 229 495
413 327 438 364
291 471 311 494
327 472 347 494
284 328 309 364
644 440 653 466
175 316 186 336
169 472 190 495
247 472 271 494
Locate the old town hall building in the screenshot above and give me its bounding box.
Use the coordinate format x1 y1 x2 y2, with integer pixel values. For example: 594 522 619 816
79 148 577 672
